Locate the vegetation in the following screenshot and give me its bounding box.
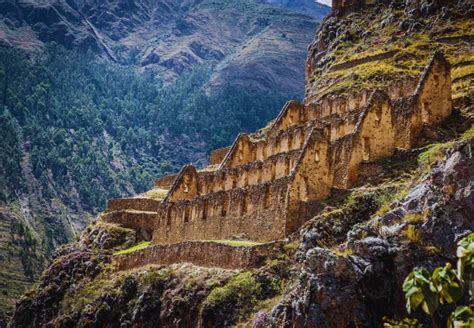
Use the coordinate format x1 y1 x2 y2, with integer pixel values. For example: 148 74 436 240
310 6 473 99
0 45 288 210
386 233 474 327
114 241 151 255
202 271 262 321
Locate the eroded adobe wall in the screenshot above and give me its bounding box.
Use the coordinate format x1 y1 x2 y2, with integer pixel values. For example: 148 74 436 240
115 241 284 270
154 174 178 189
287 129 333 232
346 91 395 186
209 147 230 165
152 178 291 244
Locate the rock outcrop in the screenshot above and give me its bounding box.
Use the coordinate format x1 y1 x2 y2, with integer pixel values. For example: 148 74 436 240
261 139 473 327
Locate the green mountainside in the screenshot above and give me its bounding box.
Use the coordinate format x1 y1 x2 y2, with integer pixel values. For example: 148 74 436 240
0 0 327 95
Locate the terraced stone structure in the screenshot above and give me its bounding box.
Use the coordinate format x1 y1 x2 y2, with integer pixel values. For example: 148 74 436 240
104 52 453 247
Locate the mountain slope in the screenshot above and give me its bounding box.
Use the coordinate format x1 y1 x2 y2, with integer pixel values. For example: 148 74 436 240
7 1 473 327
0 0 329 96
264 0 330 18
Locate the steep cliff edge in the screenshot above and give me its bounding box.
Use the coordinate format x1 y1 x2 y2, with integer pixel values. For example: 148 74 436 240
8 1 474 327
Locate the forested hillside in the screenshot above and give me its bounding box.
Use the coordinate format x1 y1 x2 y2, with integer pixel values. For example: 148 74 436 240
0 45 288 319
0 45 287 207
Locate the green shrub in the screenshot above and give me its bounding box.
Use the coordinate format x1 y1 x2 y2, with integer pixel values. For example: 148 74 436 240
388 233 474 327
201 272 261 323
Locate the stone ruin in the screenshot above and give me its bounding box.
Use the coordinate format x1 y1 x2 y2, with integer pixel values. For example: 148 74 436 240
103 52 452 258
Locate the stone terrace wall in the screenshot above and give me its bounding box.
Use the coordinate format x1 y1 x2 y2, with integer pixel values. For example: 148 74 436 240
153 177 291 244
196 150 301 196
102 210 157 237
107 198 163 212
115 241 284 270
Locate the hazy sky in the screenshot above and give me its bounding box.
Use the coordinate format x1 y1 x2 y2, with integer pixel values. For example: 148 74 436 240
318 0 332 6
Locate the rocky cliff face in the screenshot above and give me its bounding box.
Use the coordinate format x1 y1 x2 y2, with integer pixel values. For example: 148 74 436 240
6 0 474 327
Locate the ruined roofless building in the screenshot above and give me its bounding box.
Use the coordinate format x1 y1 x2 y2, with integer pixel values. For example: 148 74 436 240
103 52 453 245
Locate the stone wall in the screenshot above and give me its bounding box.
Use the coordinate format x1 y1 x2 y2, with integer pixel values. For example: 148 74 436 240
288 128 333 230
209 147 230 165
107 198 163 212
115 241 284 270
153 178 291 244
195 150 301 196
105 52 453 249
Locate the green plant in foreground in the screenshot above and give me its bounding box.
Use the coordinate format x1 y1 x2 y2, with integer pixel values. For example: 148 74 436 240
391 233 474 327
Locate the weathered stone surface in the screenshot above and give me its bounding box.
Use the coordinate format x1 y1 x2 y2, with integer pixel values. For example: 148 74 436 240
262 138 474 327
116 241 284 270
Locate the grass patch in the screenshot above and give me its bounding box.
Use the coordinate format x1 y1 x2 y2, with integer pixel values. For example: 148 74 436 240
206 240 265 247
404 212 425 224
138 268 174 288
374 183 410 217
461 124 474 140
202 272 261 321
142 188 168 200
114 241 151 255
405 225 421 244
418 141 455 173
453 64 474 81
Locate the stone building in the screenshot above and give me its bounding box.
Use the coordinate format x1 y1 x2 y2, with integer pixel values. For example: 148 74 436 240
104 52 452 245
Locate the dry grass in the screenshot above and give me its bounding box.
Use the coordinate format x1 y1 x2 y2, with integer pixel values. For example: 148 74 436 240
114 241 151 255
405 225 421 244
142 188 168 200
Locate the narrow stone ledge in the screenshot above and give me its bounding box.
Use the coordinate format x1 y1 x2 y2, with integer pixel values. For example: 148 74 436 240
114 240 284 271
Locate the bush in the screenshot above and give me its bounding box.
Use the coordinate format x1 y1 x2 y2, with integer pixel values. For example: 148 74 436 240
201 272 262 325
